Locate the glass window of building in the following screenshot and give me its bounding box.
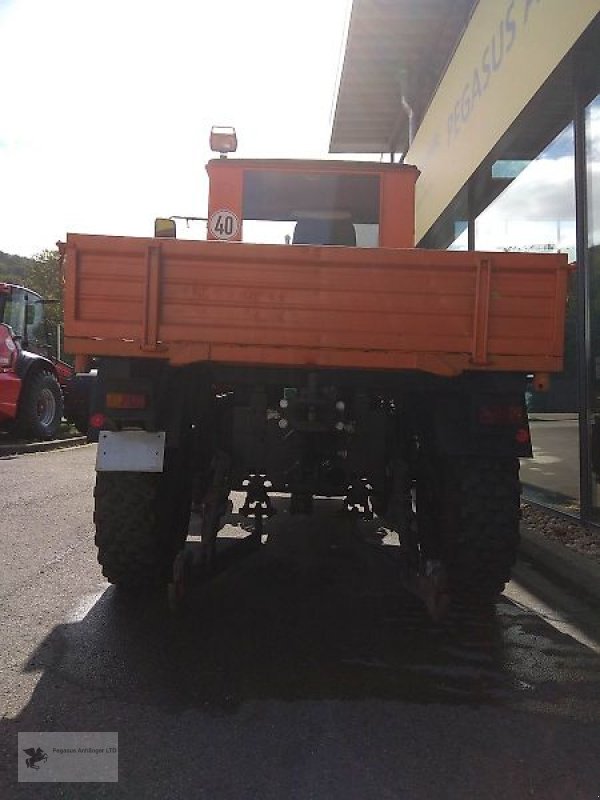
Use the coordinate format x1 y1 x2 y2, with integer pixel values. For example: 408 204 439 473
419 185 469 250
586 93 600 510
474 121 579 510
475 124 576 260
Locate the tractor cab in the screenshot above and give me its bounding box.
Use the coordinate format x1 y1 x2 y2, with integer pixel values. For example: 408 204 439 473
0 283 50 356
203 157 418 249
155 127 419 249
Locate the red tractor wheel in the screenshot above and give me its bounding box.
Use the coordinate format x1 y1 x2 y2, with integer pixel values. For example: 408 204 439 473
16 371 64 440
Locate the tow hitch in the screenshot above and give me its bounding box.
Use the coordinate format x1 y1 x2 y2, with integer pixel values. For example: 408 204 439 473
169 474 276 612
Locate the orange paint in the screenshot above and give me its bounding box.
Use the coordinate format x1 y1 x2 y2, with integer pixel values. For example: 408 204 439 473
61 157 569 378
62 236 569 377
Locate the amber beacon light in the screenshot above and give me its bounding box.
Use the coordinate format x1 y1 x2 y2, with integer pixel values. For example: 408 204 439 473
210 126 238 157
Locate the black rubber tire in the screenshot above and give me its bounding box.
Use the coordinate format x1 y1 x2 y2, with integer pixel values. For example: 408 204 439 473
16 371 63 440
442 456 520 601
94 472 168 588
94 457 193 589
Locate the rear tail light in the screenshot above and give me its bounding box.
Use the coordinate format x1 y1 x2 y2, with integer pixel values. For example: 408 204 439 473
89 412 107 429
105 392 147 410
478 403 524 426
0 323 17 369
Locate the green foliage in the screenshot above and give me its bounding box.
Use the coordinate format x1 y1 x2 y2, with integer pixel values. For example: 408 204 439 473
0 250 36 283
24 249 64 328
0 248 63 327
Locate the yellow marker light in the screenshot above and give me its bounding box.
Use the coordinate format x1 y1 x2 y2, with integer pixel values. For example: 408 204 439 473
154 218 177 238
105 392 147 410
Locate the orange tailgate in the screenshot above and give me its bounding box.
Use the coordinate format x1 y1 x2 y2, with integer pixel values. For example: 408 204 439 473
63 234 569 377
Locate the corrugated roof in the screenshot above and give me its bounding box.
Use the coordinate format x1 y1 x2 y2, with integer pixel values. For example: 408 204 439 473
330 0 478 155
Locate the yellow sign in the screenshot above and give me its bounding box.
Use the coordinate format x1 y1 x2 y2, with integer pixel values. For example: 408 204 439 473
406 0 600 242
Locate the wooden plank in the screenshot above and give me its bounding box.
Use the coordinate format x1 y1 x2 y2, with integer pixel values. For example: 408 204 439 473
63 233 570 376
471 258 491 365
141 245 162 351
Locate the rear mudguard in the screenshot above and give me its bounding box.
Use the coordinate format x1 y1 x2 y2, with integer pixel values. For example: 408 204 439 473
63 371 97 429
14 351 57 381
432 391 532 459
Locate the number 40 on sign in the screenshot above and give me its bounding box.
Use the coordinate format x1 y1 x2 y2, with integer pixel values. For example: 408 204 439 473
209 209 240 240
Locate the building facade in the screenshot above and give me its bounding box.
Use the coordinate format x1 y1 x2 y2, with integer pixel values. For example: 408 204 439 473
331 0 600 519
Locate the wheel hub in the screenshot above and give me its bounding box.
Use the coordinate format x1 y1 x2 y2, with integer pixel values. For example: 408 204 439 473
36 387 57 427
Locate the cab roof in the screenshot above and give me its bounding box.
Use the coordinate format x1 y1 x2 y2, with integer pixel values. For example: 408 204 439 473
207 158 419 224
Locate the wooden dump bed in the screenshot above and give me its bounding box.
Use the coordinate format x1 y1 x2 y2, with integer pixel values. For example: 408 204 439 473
62 234 569 377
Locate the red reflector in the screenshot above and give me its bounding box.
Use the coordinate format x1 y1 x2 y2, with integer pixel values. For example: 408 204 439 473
106 392 147 410
515 429 530 444
0 323 17 368
478 404 524 426
89 413 106 429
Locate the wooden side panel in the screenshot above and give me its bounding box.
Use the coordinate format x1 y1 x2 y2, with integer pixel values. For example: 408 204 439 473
63 234 570 376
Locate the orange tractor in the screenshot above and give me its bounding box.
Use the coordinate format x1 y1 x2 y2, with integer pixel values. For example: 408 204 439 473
61 128 569 608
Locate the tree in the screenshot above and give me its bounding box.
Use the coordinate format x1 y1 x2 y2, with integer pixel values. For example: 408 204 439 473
24 249 64 329
0 250 36 283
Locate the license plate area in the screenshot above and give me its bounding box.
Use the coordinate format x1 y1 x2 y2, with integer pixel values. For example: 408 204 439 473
96 431 165 472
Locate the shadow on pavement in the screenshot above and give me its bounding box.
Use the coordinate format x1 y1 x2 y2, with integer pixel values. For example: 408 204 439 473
4 500 600 799
10 499 599 712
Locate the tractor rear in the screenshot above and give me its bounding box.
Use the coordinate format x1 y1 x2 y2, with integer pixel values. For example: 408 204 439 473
62 134 569 610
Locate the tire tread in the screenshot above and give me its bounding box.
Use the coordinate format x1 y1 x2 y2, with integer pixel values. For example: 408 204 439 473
94 472 169 587
445 456 520 599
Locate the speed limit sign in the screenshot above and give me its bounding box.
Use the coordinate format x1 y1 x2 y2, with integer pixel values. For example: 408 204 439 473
209 209 240 240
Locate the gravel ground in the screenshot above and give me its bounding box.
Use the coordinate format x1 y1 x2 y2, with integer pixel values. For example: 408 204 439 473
521 502 600 564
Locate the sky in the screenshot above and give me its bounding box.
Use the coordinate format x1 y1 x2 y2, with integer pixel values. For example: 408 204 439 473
475 121 578 261
0 0 351 256
449 119 585 261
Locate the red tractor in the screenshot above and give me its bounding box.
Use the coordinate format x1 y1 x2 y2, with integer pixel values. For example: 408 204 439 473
0 282 92 439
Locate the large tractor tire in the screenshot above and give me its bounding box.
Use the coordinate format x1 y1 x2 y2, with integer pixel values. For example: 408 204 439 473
442 456 520 601
94 451 193 589
94 472 167 588
16 370 63 440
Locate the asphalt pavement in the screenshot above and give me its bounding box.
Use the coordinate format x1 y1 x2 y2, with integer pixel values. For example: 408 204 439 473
521 417 580 504
1 446 600 799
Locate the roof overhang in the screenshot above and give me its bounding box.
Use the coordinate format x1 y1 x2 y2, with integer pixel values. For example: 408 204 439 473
330 0 478 155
